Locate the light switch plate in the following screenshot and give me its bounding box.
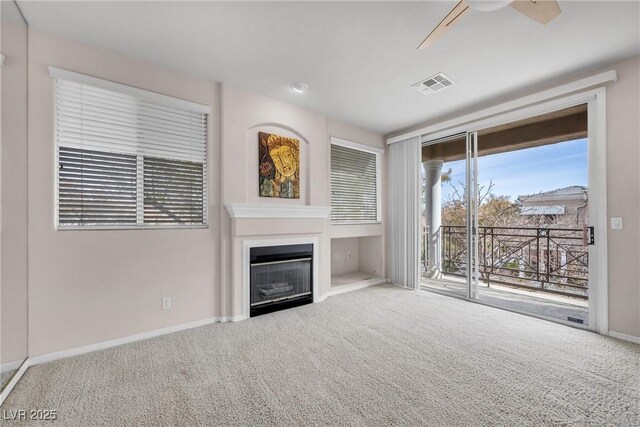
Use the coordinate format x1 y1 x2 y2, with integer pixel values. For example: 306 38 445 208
611 217 623 230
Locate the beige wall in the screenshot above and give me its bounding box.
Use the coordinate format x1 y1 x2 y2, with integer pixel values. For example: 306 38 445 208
603 56 640 338
330 236 385 279
331 238 360 277
27 30 221 356
10 23 633 363
1 0 28 367
25 31 386 356
219 85 386 317
359 236 384 278
18 27 637 359
221 84 329 207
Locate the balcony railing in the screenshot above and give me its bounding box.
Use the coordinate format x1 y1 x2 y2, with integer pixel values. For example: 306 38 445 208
438 225 588 299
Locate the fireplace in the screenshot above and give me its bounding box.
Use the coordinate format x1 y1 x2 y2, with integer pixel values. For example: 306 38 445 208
250 244 313 317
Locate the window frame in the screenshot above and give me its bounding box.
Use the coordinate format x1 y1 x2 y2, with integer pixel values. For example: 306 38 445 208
51 67 210 231
329 137 383 225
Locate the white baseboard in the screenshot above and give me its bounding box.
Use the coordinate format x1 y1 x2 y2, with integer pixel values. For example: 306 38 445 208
4 284 365 405
219 315 248 323
0 360 28 406
4 304 635 407
609 331 640 344
0 359 24 373
28 316 220 367
327 278 386 297
2 314 256 404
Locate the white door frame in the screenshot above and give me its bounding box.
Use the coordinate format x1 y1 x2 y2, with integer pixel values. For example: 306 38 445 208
465 131 480 301
421 88 609 335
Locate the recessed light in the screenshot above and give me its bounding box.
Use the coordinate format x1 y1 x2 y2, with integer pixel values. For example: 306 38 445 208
291 82 309 93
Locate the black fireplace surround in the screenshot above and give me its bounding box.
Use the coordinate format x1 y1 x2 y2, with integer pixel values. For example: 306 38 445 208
250 244 313 317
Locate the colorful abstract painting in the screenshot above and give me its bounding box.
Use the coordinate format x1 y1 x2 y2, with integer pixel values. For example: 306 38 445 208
258 132 300 199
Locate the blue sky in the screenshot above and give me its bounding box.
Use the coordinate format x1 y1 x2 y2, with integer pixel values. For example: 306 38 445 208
439 138 588 203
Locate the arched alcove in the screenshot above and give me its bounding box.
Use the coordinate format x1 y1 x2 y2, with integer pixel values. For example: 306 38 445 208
246 123 311 205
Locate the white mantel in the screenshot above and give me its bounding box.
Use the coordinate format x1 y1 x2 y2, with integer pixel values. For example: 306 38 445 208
224 203 332 320
225 203 331 219
240 235 322 320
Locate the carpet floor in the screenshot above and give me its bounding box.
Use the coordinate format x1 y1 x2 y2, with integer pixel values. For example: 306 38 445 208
2 284 639 426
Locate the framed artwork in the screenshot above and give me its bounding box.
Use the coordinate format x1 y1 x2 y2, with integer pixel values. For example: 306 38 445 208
258 131 300 199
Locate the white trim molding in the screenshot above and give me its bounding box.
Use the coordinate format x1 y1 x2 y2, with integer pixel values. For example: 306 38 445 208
0 359 24 374
226 203 330 219
423 90 598 143
28 317 219 367
219 315 249 323
388 70 617 145
0 316 219 405
609 331 640 345
587 88 609 336
330 136 385 155
0 361 29 406
48 66 212 114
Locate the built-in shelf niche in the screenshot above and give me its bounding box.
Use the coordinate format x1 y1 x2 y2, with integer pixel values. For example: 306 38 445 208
330 235 383 288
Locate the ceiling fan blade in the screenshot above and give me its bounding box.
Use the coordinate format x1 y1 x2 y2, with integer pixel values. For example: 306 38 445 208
510 0 561 25
418 0 471 50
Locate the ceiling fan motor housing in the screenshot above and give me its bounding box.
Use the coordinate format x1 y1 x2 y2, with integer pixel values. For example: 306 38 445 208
467 0 512 12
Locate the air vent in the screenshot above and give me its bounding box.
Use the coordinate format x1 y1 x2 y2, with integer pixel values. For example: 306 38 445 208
412 73 455 95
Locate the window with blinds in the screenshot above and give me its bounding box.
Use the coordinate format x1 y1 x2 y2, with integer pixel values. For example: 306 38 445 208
52 67 209 229
330 143 381 224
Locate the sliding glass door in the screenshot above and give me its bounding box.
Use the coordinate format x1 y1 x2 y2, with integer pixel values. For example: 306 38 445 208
421 104 595 329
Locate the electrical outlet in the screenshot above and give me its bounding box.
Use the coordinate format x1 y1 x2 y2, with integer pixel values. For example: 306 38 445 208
611 217 623 230
162 297 172 310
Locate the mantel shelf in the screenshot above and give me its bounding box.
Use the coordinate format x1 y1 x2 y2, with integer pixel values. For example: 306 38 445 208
225 203 331 219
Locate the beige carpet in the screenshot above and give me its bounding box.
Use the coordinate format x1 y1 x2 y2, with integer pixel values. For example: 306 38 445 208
2 284 639 426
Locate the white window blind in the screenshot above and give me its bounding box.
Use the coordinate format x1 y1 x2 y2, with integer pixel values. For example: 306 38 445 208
52 67 209 228
331 142 381 224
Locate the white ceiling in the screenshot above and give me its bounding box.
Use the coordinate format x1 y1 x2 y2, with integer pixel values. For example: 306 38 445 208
17 1 640 135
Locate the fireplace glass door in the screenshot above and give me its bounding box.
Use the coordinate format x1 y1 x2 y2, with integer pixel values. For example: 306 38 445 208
249 243 314 316
251 258 312 307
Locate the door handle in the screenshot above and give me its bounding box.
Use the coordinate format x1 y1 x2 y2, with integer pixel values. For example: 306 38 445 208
583 226 595 246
